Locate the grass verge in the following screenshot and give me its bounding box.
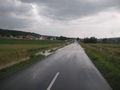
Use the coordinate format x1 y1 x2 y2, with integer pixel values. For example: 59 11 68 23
0 38 68 78
0 55 44 78
80 43 120 90
0 38 66 66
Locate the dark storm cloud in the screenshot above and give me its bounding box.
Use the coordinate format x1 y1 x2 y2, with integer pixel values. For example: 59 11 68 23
0 14 31 29
0 0 120 38
0 0 30 14
0 0 33 29
20 0 120 20
0 0 120 28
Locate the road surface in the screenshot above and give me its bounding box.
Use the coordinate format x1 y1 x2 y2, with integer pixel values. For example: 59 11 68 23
0 43 112 90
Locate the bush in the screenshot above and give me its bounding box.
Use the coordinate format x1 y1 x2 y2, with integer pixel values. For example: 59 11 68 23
83 37 97 43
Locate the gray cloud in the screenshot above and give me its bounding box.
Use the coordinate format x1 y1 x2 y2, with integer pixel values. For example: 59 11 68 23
20 0 120 20
0 14 32 29
0 0 120 38
0 0 33 29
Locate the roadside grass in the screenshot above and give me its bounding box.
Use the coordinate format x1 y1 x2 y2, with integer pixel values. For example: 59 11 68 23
0 38 67 77
0 37 64 44
0 38 65 66
80 43 120 90
0 55 44 78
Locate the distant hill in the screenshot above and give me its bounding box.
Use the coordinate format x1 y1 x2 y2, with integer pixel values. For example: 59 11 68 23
98 37 120 43
0 29 72 41
82 37 120 43
0 28 62 38
0 29 41 37
107 37 120 43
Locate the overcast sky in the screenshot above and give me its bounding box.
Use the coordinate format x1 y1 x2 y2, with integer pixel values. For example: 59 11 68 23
0 0 120 38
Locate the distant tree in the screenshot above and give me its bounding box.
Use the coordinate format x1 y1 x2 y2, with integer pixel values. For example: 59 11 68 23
83 37 97 43
76 37 80 41
83 38 89 43
57 36 67 40
102 38 107 43
90 37 97 43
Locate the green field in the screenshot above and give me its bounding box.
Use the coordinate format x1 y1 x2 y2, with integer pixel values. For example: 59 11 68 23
81 43 120 90
0 55 44 77
0 38 65 67
0 38 64 44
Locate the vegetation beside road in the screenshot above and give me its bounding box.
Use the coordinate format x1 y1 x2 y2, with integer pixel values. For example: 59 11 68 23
0 38 67 77
0 37 64 44
0 55 44 78
80 43 120 90
0 38 65 66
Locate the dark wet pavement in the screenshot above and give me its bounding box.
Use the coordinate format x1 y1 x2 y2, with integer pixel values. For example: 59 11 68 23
0 43 112 90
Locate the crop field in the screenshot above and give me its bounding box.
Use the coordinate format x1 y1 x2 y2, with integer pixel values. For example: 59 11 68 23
0 38 64 44
0 38 65 67
81 43 120 90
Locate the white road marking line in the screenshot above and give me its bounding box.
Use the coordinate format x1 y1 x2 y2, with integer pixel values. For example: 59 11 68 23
47 72 60 90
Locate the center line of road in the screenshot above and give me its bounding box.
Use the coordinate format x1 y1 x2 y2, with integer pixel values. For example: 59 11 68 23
47 72 60 90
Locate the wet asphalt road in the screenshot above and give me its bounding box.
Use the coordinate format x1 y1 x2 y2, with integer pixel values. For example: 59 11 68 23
0 43 112 90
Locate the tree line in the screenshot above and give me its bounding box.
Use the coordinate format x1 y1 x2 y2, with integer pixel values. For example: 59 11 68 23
81 37 120 43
